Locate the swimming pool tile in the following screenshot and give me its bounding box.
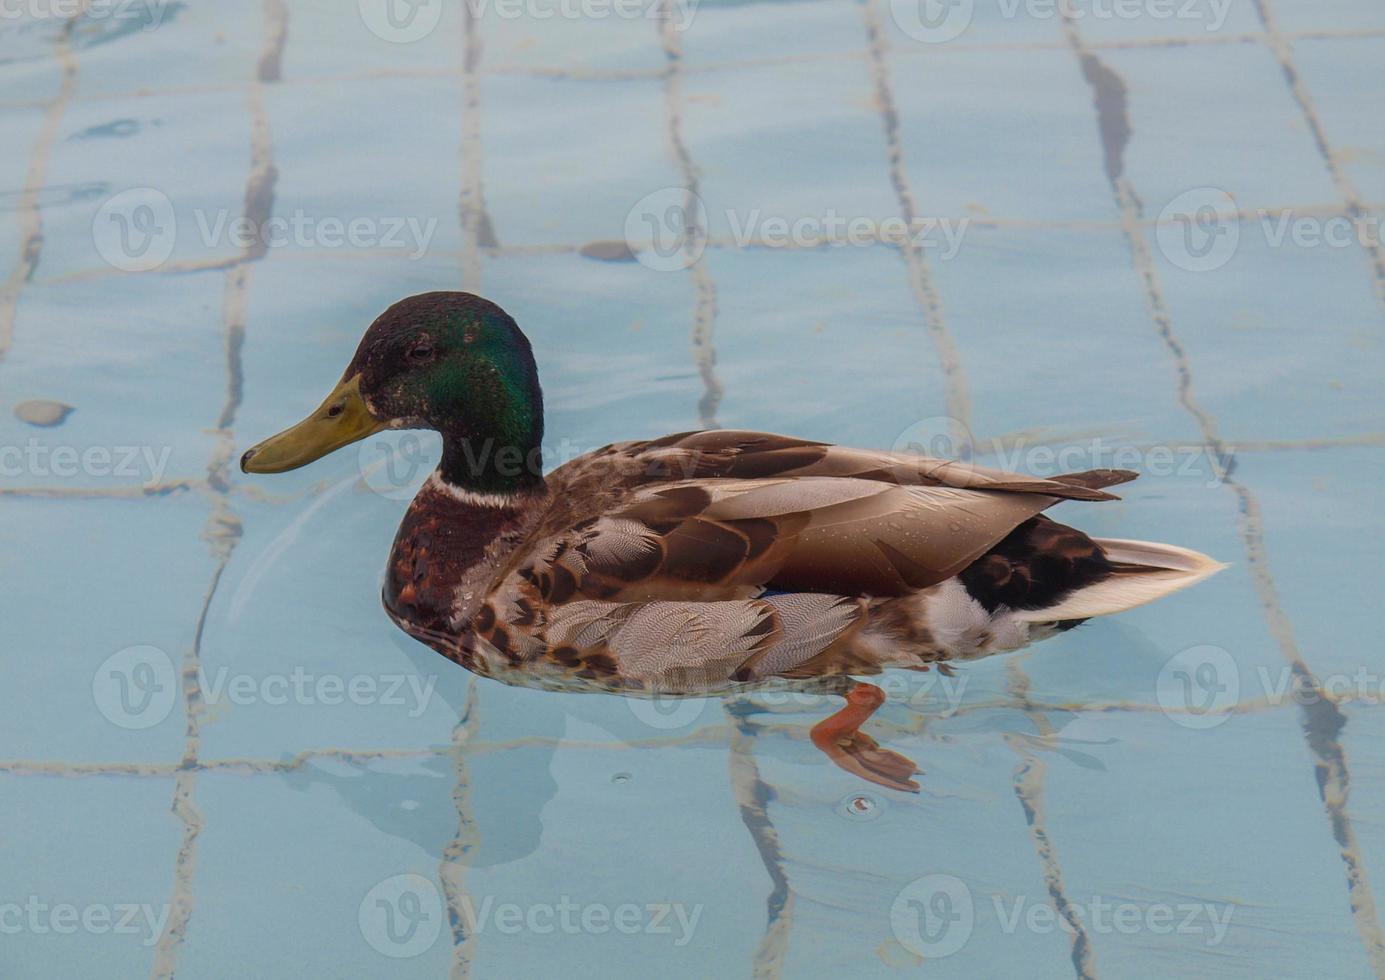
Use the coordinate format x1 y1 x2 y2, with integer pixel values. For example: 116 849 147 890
481 1 668 73
0 104 46 275
70 0 265 99
879 0 1068 48
1233 447 1385 685
173 769 456 979
464 722 764 978
749 705 1078 977
1 274 226 491
1041 708 1373 977
680 0 867 66
0 16 64 103
890 47 1125 225
280 0 466 80
1112 42 1341 215
0 495 214 764
1149 221 1385 443
681 57 899 242
1067 0 1260 43
0 773 182 979
1271 0 1385 33
700 245 949 447
196 490 464 760
40 89 253 279
479 252 702 444
1291 37 1385 205
482 74 679 249
930 225 1196 443
264 75 465 259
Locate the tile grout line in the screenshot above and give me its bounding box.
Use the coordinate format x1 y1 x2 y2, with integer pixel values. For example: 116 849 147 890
1060 15 1385 976
656 5 790 970
439 679 482 980
1004 661 1099 979
859 9 1099 976
438 7 486 977
4 23 1385 113
860 0 972 450
1253 0 1385 315
659 8 723 428
149 2 286 975
30 198 1385 288
725 706 796 980
458 0 492 293
0 3 88 363
15 678 1385 784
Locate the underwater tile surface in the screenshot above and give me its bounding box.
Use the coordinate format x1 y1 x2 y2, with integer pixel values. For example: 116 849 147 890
3 1 1385 978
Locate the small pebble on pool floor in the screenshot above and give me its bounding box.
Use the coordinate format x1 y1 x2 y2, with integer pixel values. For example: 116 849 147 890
14 400 74 427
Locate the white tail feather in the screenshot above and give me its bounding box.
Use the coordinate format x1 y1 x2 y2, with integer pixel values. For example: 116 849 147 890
1011 538 1226 622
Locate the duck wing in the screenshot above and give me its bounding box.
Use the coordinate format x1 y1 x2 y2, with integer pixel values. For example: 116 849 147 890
614 429 1135 502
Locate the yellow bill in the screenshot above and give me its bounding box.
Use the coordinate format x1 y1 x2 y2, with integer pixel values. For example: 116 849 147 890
241 374 387 474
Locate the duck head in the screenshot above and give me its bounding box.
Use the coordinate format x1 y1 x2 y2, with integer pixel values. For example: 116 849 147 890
240 291 545 494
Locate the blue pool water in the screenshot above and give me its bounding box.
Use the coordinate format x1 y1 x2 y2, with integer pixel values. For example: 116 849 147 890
3 1 1385 977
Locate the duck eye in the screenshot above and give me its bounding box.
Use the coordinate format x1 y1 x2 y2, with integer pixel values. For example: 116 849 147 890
408 342 434 361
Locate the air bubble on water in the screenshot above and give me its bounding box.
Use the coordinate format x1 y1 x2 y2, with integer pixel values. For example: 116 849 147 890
838 793 883 820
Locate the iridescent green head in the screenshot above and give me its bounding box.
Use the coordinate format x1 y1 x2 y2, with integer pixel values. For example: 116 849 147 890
241 292 545 494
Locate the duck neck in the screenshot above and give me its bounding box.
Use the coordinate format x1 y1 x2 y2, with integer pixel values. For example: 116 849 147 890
435 401 545 496
385 471 547 638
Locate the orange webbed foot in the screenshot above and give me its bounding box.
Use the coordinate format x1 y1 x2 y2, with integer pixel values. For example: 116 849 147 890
810 682 921 793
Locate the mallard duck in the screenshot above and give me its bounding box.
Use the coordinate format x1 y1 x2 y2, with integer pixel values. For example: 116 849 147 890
242 292 1223 792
